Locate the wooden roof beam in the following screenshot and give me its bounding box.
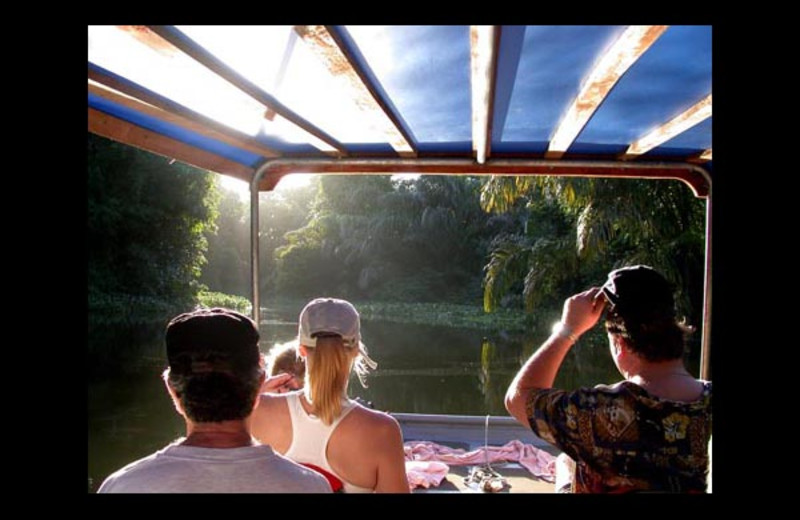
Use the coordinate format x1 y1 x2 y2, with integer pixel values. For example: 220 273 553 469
295 26 417 157
623 94 712 158
88 72 282 160
145 25 347 156
89 108 254 181
547 25 669 159
470 26 500 165
687 148 713 164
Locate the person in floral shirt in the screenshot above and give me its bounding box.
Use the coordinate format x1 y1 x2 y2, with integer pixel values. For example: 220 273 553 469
505 265 711 493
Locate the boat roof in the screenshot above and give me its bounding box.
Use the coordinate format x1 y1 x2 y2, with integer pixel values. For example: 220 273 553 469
87 25 712 195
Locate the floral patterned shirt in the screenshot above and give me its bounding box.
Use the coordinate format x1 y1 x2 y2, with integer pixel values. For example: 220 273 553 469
526 380 712 493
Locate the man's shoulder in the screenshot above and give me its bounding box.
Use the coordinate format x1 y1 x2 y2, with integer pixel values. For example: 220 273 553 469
99 444 332 493
592 380 631 394
530 380 629 400
269 451 333 490
96 447 171 493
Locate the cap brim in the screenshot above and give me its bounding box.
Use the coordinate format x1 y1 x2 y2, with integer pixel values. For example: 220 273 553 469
601 283 619 307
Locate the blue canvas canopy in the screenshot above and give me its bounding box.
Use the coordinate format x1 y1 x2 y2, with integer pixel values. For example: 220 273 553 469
88 25 711 190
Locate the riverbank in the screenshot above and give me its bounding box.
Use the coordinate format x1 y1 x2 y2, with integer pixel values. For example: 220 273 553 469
262 297 532 332
90 287 530 332
354 301 530 331
88 290 252 326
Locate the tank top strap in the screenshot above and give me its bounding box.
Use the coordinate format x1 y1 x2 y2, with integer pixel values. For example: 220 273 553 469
285 392 359 428
328 398 357 428
285 391 305 418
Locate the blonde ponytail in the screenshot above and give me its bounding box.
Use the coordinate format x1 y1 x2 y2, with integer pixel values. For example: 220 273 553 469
304 336 356 425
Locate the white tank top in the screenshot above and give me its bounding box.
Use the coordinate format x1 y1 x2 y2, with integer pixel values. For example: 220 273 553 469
284 391 373 493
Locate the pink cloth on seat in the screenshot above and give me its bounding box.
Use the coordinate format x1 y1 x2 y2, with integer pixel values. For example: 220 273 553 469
405 461 450 489
403 440 556 489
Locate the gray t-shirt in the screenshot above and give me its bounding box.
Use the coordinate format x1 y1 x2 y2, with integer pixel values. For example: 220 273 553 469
98 442 332 493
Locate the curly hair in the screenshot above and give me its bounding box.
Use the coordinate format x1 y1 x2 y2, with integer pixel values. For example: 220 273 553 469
604 307 693 362
165 366 264 423
266 341 306 380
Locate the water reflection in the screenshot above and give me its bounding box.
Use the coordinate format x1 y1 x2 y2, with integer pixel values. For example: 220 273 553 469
87 369 184 493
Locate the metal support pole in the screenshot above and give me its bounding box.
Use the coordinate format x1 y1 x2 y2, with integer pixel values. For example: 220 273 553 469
700 195 712 380
249 162 272 327
254 158 712 198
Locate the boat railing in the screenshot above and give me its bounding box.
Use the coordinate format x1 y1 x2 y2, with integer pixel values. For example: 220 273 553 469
393 412 553 452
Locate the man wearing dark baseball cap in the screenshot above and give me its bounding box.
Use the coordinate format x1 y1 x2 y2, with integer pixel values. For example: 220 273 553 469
505 265 712 493
98 308 331 493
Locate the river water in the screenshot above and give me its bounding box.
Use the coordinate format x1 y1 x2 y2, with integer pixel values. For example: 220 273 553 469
87 310 699 493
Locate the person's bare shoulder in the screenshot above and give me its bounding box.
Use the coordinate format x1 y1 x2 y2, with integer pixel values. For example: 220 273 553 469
352 402 396 423
251 392 294 451
259 391 288 406
346 405 403 443
252 393 289 429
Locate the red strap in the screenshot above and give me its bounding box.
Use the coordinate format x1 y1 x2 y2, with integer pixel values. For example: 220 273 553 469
301 463 344 492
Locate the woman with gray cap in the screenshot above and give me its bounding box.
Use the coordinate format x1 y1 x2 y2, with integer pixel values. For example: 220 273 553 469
251 298 410 493
505 265 712 493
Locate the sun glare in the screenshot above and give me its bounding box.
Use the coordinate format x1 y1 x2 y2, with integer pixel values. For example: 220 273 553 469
89 25 401 153
89 26 266 137
218 175 249 202
218 173 316 201
275 174 316 190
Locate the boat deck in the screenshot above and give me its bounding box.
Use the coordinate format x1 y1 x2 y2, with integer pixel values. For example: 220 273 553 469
412 463 556 493
395 413 559 493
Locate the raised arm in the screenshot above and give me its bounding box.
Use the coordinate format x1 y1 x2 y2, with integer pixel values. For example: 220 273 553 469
260 372 297 394
505 287 606 425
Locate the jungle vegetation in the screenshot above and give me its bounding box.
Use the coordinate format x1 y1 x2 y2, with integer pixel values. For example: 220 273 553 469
88 134 706 360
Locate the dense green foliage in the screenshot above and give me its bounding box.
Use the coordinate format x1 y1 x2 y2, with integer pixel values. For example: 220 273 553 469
354 301 530 331
89 131 707 350
200 172 706 340
88 133 219 326
271 175 508 303
199 186 249 299
197 290 252 315
480 176 707 333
